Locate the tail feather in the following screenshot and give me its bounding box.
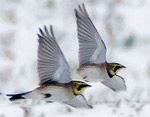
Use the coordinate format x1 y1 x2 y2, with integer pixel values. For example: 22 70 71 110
7 91 31 101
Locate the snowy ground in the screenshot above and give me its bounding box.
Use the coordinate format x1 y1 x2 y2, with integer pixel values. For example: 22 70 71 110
0 0 150 117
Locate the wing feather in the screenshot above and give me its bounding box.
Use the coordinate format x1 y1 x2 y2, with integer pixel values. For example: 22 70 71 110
75 3 107 65
37 25 71 84
64 94 92 108
102 75 126 91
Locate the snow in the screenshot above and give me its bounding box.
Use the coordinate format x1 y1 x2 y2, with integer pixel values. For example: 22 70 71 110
0 0 150 116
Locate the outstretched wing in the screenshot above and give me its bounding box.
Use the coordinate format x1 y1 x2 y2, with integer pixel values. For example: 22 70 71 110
102 75 126 91
37 25 71 84
64 94 93 108
75 3 107 65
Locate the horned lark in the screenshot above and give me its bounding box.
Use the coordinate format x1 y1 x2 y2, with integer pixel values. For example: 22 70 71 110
7 25 92 108
75 4 126 91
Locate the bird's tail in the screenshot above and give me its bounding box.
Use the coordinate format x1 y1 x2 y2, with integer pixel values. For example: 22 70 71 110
7 91 31 101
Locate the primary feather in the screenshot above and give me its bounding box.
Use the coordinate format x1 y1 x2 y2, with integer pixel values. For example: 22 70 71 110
75 3 107 65
38 25 71 84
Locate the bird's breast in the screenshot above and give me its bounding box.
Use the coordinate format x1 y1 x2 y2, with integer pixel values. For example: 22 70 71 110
77 65 107 82
38 85 74 102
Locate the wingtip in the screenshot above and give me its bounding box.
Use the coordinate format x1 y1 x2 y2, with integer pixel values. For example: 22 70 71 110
88 104 93 109
78 4 82 12
74 9 77 13
37 33 42 38
37 34 44 43
50 25 55 38
39 27 43 34
50 24 53 28
82 3 85 7
82 3 86 12
74 9 79 18
78 4 80 8
39 27 41 31
44 25 47 31
50 25 53 31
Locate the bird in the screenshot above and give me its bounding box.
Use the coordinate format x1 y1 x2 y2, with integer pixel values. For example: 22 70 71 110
7 25 92 108
74 3 126 91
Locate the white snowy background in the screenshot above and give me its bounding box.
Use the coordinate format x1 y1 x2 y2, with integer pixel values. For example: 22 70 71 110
0 0 150 116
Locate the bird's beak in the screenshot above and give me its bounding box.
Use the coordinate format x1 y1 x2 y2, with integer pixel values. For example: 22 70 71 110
85 84 91 88
122 65 126 68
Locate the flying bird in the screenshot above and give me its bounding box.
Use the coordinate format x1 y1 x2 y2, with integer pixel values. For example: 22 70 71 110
75 4 126 91
7 25 92 108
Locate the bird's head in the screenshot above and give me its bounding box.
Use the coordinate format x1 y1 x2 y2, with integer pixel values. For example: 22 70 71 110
107 63 126 78
70 81 91 95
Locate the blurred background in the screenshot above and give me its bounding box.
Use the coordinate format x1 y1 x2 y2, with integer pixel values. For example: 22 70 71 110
0 0 150 116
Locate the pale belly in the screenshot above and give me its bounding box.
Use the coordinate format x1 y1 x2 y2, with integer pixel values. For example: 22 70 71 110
78 66 107 82
36 86 74 103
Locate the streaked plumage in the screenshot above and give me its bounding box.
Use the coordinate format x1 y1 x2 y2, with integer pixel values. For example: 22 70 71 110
7 25 92 108
75 4 126 91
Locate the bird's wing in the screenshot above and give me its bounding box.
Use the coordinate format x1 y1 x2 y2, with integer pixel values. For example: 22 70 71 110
37 25 71 84
64 94 93 108
75 3 106 65
102 75 126 91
